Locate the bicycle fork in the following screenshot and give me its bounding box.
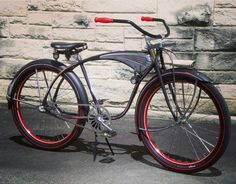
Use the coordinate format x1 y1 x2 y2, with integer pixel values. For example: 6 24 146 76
152 49 201 123
151 49 179 121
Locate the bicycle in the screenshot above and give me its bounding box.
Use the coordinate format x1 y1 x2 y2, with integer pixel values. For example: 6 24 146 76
6 16 231 173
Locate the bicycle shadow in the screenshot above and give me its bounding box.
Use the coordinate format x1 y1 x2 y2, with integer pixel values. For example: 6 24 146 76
10 135 222 177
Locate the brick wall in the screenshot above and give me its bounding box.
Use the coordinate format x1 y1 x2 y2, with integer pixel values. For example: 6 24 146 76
0 0 235 115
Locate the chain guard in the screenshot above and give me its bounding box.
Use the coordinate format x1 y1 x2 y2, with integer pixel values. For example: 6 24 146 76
88 105 113 134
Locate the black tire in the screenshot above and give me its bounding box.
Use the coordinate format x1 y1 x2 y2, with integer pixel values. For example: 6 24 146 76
136 73 231 173
11 59 88 150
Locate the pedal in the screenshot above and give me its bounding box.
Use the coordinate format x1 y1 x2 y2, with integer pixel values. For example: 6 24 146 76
103 130 117 138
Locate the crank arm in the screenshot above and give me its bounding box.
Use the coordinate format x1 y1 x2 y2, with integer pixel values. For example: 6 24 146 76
45 110 115 138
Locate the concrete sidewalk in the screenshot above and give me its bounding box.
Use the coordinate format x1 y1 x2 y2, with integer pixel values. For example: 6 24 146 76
0 105 236 184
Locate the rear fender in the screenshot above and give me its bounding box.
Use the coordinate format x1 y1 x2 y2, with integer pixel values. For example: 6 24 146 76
6 59 89 114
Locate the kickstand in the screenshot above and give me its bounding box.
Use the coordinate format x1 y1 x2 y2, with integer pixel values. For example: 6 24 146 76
93 133 98 162
105 138 114 156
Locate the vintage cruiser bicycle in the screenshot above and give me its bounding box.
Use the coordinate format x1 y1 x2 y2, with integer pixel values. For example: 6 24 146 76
6 17 231 173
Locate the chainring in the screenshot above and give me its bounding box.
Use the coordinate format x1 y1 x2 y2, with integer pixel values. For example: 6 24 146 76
88 105 112 132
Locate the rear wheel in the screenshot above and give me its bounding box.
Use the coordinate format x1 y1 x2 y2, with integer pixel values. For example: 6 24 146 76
12 61 86 150
137 74 231 173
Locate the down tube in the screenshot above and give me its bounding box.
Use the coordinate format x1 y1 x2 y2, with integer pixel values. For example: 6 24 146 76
79 51 154 120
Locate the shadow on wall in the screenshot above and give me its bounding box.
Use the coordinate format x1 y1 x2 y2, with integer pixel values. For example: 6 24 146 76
0 25 2 50
0 20 2 72
0 17 8 54
0 18 5 57
0 18 7 105
176 4 212 26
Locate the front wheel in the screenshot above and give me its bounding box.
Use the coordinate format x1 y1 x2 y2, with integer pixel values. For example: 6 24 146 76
136 73 231 173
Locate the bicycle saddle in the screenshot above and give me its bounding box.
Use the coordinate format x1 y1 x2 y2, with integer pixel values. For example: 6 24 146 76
51 42 87 50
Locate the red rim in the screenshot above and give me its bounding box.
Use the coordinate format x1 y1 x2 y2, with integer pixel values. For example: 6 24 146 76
142 80 225 167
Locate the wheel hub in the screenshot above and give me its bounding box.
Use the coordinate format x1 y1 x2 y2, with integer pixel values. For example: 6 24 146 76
38 105 46 113
176 117 187 125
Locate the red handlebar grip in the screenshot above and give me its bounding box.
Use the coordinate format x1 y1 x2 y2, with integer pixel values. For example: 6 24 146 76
141 16 154 21
94 17 114 23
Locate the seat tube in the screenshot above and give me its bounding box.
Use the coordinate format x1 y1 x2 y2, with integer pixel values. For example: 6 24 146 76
80 64 99 105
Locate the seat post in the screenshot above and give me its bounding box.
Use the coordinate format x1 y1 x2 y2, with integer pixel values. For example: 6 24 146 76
53 48 59 61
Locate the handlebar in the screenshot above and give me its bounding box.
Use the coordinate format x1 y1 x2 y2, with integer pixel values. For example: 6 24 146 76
94 16 170 39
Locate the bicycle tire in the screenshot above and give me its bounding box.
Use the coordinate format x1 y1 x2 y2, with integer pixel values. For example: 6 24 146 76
11 59 87 150
136 73 231 173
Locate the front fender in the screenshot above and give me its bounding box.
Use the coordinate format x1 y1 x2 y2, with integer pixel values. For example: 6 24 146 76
135 68 212 140
161 68 212 83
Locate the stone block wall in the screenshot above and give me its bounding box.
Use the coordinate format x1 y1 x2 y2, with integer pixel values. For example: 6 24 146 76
0 0 235 115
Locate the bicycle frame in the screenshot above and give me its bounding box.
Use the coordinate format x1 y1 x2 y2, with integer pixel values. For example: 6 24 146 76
41 50 157 121
40 46 206 125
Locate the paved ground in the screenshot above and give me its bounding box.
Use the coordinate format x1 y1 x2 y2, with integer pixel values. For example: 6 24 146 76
0 105 236 184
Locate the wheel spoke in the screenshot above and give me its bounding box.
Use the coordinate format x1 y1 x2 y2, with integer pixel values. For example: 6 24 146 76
191 123 218 134
187 123 212 153
183 125 200 160
12 98 38 108
35 68 42 104
182 82 186 111
182 80 198 117
42 70 53 101
139 123 177 132
65 121 71 129
180 125 214 150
